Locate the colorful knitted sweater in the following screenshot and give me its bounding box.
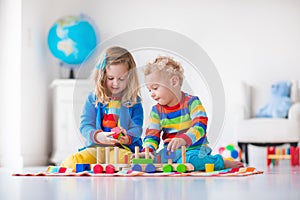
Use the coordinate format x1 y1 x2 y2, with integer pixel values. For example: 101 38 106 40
80 92 144 152
143 92 208 152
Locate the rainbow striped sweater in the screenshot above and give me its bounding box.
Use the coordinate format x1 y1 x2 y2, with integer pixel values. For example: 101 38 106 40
102 99 121 132
143 92 208 152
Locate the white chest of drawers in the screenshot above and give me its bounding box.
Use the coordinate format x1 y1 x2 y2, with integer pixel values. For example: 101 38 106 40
50 79 92 165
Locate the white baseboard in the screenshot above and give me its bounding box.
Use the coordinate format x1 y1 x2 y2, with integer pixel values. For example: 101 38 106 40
0 155 23 170
22 155 49 166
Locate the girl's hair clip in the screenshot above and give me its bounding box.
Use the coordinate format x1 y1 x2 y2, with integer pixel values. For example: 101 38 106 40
96 52 107 70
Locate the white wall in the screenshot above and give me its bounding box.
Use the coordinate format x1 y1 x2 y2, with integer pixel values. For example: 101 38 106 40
0 0 23 169
1 0 300 166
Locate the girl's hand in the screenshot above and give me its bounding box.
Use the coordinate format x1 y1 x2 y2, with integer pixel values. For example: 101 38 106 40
118 127 130 145
165 138 187 152
95 131 118 145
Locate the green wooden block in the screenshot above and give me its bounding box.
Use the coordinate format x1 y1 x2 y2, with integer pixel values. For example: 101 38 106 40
132 158 153 164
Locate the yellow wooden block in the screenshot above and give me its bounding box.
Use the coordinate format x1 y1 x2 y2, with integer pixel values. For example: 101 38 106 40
205 163 214 172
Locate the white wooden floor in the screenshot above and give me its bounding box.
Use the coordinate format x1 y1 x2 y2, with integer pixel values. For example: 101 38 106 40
0 163 299 200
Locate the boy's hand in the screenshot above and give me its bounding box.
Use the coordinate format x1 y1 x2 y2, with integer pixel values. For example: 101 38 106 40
166 138 187 152
95 131 118 145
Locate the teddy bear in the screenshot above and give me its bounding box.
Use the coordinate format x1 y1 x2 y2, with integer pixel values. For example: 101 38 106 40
256 81 291 118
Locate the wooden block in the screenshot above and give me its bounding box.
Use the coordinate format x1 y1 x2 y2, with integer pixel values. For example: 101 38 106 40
267 146 276 166
157 155 161 164
105 147 110 164
205 163 214 172
145 147 149 159
163 149 175 159
114 147 119 164
267 155 291 159
76 164 91 173
281 148 285 155
181 146 186 163
291 146 300 166
132 158 153 164
58 167 67 173
96 147 101 164
135 146 140 159
124 154 129 164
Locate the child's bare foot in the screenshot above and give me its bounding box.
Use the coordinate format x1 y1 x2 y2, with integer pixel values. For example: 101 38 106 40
224 160 244 169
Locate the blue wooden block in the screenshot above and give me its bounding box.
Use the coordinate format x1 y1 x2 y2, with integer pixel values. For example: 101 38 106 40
47 166 60 173
76 164 91 173
163 149 176 159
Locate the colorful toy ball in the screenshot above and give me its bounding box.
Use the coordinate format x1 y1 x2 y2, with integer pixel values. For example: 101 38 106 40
218 144 241 161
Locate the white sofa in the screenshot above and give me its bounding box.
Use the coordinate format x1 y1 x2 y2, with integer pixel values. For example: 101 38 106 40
235 81 300 165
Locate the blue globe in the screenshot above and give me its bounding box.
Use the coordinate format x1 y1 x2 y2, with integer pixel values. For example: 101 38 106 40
48 15 98 66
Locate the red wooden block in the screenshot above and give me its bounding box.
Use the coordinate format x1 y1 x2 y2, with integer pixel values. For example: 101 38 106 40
124 154 129 164
291 147 300 166
58 167 67 173
290 146 295 166
157 155 161 164
266 146 276 166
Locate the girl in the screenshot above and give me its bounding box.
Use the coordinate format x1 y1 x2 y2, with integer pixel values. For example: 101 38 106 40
61 46 144 170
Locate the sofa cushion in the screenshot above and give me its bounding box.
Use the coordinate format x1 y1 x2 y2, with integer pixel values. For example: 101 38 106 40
236 118 300 143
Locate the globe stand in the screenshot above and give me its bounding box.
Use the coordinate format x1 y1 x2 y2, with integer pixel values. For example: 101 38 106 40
69 69 75 79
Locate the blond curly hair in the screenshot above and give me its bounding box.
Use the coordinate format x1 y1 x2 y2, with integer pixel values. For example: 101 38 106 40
92 46 141 107
144 56 184 86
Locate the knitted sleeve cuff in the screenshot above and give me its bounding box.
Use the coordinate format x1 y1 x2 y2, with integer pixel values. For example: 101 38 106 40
127 133 133 145
176 134 192 146
92 130 103 144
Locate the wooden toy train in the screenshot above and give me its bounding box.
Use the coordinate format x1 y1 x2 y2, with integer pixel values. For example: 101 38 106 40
75 146 194 174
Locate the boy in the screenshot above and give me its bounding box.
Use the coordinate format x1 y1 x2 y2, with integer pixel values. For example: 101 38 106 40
140 56 243 171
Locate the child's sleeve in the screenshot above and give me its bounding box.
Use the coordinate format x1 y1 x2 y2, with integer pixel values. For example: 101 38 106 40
142 106 162 152
126 102 144 144
177 96 208 146
79 93 100 145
